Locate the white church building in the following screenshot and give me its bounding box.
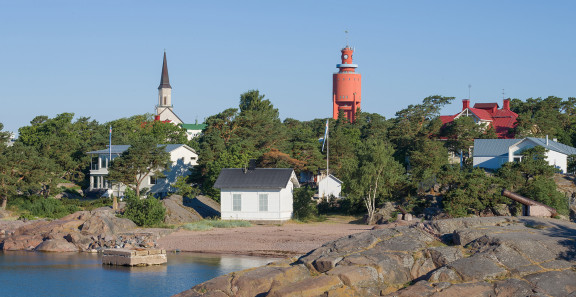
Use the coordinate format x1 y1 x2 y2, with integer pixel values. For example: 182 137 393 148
155 52 206 140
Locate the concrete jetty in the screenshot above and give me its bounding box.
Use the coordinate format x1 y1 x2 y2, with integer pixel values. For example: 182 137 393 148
102 248 167 266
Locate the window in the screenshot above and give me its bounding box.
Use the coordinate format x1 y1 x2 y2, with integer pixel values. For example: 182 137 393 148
163 96 167 105
149 176 157 185
259 194 268 212
233 194 241 211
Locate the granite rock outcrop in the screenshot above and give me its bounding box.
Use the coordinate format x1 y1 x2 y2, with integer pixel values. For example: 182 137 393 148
176 217 576 296
0 207 165 252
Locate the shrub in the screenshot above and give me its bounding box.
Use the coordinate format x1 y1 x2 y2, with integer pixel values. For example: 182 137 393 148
519 177 569 215
9 195 80 219
292 187 318 221
122 188 166 226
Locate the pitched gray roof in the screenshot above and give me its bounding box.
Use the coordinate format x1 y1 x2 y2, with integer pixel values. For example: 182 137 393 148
474 138 576 157
214 168 298 189
473 139 520 156
524 137 576 155
87 144 193 155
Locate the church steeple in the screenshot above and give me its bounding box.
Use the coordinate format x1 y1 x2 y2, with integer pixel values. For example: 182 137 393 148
157 51 173 109
158 51 171 90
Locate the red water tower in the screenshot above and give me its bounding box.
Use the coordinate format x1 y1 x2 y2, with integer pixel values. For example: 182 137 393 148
332 46 361 121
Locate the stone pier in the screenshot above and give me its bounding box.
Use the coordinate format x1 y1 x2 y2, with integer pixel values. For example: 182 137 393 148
102 249 167 266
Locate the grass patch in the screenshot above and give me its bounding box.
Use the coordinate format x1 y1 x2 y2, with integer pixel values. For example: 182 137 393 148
426 240 448 248
182 219 251 231
524 222 549 229
291 215 328 223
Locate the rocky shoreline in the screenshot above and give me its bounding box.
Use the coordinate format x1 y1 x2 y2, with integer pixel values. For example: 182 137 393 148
0 207 171 252
176 216 576 296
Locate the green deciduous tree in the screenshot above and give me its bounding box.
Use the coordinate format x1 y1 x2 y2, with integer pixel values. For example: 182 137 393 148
292 186 318 221
108 138 171 197
18 113 105 182
0 143 59 209
348 139 405 224
0 123 10 148
442 116 487 155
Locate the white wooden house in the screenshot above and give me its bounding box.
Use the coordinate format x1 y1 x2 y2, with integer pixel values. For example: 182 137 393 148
473 137 576 173
214 168 300 222
317 174 343 199
87 144 198 197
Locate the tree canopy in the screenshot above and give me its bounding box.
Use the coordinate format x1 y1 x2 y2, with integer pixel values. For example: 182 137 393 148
108 137 171 197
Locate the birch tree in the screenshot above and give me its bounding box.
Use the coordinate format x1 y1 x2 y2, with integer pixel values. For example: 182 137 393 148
349 139 405 224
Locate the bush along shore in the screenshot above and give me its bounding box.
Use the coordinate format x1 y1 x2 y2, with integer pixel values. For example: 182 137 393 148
176 216 576 297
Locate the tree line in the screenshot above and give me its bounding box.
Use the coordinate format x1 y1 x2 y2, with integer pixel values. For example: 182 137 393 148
1 92 574 221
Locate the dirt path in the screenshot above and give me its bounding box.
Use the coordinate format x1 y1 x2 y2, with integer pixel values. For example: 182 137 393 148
157 217 374 258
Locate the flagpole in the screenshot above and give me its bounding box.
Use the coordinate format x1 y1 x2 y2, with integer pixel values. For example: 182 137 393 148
326 120 329 177
109 126 112 161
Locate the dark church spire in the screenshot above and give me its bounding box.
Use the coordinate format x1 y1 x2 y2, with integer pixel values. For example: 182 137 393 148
158 51 171 89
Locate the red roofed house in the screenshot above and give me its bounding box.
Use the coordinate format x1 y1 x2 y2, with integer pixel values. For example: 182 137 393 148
440 99 518 139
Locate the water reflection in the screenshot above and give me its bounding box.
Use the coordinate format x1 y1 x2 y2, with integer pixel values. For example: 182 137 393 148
0 251 278 297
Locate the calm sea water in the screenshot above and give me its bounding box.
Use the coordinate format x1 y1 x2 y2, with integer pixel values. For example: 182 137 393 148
0 251 276 297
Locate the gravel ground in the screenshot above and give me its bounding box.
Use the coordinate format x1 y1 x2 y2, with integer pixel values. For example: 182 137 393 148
157 217 375 258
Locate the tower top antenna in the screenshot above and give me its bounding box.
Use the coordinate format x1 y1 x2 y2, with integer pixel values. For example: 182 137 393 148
345 29 349 46
468 84 472 99
502 88 506 100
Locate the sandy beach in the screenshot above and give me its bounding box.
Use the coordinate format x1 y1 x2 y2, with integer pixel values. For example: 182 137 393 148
157 217 375 257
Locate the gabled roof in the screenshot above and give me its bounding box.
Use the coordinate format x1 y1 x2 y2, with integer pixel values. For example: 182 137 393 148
87 144 195 155
320 174 343 184
440 115 456 125
466 108 493 121
473 139 520 156
214 168 299 189
157 107 184 124
441 99 518 139
474 138 576 157
520 138 576 156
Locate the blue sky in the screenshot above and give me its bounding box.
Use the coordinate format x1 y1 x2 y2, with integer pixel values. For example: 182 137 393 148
1 1 575 134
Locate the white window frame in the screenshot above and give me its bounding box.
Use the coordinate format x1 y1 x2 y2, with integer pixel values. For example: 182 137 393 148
232 194 241 211
259 193 268 212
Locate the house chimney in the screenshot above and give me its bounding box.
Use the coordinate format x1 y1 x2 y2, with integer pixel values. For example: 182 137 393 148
546 135 549 146
503 99 510 110
248 159 257 171
462 99 470 110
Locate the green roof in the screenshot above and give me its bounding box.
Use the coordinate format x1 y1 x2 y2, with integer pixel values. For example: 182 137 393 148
181 123 207 130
